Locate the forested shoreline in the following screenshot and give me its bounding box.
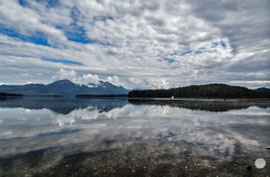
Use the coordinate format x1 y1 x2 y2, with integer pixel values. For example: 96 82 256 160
128 84 270 98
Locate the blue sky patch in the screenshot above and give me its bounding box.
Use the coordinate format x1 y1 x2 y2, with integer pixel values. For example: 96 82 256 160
18 0 29 7
107 50 116 56
181 50 192 56
71 7 80 21
0 25 51 46
221 41 226 48
212 41 226 48
92 16 113 24
64 24 95 44
19 0 60 8
36 0 60 8
195 50 203 54
164 58 175 63
194 47 206 55
42 58 84 65
62 22 113 45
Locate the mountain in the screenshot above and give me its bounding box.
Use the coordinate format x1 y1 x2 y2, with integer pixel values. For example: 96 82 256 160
0 79 128 96
128 84 270 98
255 87 270 94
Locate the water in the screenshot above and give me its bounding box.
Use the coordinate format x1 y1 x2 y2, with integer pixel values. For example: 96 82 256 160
0 97 269 177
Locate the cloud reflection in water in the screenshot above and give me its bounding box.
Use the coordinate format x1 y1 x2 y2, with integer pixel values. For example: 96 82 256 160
0 101 269 176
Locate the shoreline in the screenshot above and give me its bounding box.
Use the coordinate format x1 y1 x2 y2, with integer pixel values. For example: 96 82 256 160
128 97 270 102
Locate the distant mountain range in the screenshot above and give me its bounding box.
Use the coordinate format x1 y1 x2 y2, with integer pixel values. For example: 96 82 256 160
0 79 128 96
1 81 269 98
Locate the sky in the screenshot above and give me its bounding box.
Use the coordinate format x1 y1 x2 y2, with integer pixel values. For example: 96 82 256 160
0 0 269 89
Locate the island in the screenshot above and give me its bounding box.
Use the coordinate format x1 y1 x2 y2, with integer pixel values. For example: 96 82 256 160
128 84 270 99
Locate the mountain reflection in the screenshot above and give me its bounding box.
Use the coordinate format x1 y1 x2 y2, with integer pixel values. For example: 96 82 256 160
0 97 128 114
1 97 269 114
0 98 269 176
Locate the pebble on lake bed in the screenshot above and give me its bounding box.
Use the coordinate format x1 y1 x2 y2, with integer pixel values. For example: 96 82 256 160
246 166 252 170
255 158 266 169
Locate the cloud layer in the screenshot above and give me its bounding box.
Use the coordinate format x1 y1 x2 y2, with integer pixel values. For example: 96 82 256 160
0 0 269 88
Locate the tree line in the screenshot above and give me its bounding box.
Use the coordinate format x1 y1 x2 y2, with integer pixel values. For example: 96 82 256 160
128 84 270 98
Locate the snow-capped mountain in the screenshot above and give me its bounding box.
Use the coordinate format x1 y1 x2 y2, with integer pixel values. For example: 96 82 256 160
0 79 128 96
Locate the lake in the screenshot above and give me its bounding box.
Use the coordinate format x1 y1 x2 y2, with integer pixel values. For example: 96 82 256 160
0 97 269 177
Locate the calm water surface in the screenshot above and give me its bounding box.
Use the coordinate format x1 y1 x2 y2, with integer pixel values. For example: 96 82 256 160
0 97 269 177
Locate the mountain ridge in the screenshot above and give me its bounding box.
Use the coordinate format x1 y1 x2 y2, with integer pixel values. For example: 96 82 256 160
0 79 128 96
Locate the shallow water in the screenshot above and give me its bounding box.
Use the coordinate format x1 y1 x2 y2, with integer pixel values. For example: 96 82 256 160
0 97 269 177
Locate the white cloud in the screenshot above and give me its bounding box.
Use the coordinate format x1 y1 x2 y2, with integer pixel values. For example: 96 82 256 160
230 81 270 84
54 69 76 81
20 73 29 77
105 76 122 86
0 0 269 89
0 0 68 43
53 69 100 86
